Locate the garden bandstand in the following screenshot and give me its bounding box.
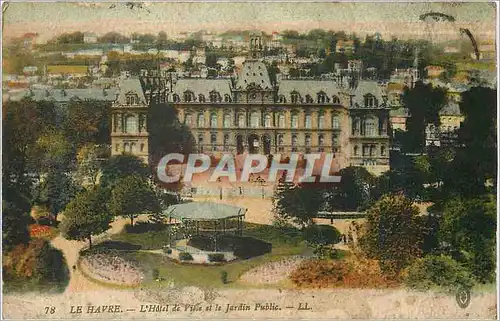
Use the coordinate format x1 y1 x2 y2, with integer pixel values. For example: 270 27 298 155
164 202 247 262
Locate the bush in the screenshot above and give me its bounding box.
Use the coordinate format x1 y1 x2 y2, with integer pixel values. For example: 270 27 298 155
220 270 228 284
179 252 193 261
3 239 69 292
302 225 341 245
290 258 400 289
152 268 160 280
313 244 342 259
208 253 226 263
125 222 167 234
232 237 272 259
405 255 474 291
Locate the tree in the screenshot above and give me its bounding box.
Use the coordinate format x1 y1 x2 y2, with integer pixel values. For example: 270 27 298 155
64 99 111 148
35 169 80 221
100 154 150 189
3 99 57 189
327 166 376 211
156 31 168 50
359 194 425 276
273 179 324 228
401 81 447 152
109 175 161 226
438 196 496 282
205 52 218 69
75 144 108 186
33 130 73 172
148 103 195 167
448 87 497 196
60 187 112 248
2 185 32 250
98 32 129 44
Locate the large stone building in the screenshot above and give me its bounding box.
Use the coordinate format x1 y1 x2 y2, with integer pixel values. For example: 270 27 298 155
111 34 391 174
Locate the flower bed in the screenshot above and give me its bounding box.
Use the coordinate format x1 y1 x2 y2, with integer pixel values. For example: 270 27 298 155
79 251 144 286
28 224 57 239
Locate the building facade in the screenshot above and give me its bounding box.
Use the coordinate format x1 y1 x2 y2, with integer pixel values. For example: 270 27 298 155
111 35 391 175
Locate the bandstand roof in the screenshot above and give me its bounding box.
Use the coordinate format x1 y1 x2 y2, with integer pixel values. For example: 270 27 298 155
165 202 247 221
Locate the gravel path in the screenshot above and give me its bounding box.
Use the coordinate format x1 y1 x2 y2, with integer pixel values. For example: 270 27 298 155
239 256 304 285
50 214 150 293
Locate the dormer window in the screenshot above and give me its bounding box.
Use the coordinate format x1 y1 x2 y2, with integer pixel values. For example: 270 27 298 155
364 94 377 107
332 95 340 104
209 91 221 103
126 93 139 105
291 91 301 104
317 92 327 104
224 94 232 103
199 94 206 103
173 94 180 103
183 91 194 102
278 95 286 103
305 95 314 103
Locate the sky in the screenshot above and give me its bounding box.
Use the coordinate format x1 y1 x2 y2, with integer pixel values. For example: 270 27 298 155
2 2 497 43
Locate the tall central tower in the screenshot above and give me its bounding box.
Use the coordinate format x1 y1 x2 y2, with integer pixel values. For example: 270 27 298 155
249 33 264 60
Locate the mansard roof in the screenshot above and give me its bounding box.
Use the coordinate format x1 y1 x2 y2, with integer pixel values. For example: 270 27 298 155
350 81 387 107
277 80 342 102
235 61 273 90
116 78 147 105
7 88 118 103
439 100 461 116
172 78 232 99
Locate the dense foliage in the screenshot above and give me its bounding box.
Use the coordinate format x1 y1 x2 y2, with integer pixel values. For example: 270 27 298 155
359 194 425 275
405 255 474 291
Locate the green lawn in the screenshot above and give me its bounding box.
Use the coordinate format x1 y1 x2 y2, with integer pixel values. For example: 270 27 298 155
106 222 310 288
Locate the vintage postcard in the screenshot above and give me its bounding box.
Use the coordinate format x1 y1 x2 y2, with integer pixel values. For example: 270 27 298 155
2 1 497 319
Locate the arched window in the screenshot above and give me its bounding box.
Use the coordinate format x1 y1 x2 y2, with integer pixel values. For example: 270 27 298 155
318 114 325 129
211 133 217 151
278 114 285 128
380 145 386 156
365 117 376 136
185 114 192 126
250 112 260 128
223 134 230 151
126 93 139 105
305 114 312 129
278 95 286 103
364 94 376 107
197 113 205 128
124 115 137 133
332 115 340 130
238 114 245 127
332 95 340 104
209 91 221 103
278 134 284 145
183 91 194 102
291 92 300 104
291 114 298 129
291 134 297 146
224 94 232 103
173 94 180 103
332 134 339 146
223 114 231 128
198 94 206 103
305 134 311 146
352 117 360 135
317 92 327 103
305 95 314 103
264 114 272 128
210 113 217 128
